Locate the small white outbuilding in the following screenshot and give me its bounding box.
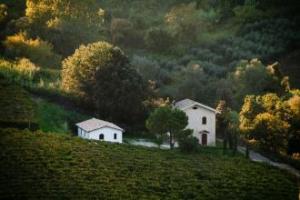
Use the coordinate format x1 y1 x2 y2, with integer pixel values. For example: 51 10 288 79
76 118 124 143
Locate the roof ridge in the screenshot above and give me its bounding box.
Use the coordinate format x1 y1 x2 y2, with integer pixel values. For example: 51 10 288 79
174 98 216 112
76 118 124 132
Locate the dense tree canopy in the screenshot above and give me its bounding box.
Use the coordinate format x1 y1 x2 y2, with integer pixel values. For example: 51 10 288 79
232 59 289 108
239 92 300 154
61 41 148 124
0 0 299 146
24 0 105 56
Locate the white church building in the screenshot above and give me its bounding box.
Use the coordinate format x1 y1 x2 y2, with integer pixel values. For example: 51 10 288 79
174 99 217 146
76 118 124 143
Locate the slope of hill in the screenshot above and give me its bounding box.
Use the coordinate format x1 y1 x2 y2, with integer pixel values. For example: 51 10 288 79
0 75 88 134
0 129 298 199
0 75 37 129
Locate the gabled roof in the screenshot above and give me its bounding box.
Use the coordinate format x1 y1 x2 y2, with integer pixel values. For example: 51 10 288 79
174 99 217 113
76 118 124 132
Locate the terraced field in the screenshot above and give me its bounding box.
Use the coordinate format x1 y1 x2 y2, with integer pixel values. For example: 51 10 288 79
0 76 37 129
0 129 298 199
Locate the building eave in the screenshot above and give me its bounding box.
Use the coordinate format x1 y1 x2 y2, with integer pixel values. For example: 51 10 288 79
177 103 217 113
76 124 124 133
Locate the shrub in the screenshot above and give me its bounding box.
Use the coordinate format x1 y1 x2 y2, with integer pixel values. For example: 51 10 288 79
145 27 174 52
0 57 39 82
131 55 161 83
3 32 61 68
110 18 144 47
15 58 40 80
178 129 199 153
165 2 199 43
233 4 266 24
0 57 61 94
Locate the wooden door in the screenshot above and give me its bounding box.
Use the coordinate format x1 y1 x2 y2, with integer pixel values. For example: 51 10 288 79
202 134 207 146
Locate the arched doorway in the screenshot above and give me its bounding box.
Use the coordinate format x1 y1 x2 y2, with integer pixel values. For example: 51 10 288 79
202 134 207 146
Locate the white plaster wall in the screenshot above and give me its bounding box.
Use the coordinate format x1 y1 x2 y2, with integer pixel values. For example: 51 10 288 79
85 127 123 143
183 106 216 146
78 128 87 138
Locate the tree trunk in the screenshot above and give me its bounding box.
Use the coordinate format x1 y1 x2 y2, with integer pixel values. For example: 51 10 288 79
232 132 238 156
228 132 233 150
169 132 174 149
223 130 228 154
246 142 250 159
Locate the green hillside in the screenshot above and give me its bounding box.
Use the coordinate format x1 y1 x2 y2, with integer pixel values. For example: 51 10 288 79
0 75 87 134
0 129 298 200
0 75 37 129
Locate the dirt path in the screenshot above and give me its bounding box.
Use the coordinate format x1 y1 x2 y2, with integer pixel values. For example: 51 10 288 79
238 146 300 200
238 146 300 178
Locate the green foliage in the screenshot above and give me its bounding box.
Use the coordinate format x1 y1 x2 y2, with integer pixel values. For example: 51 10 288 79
0 129 298 199
145 27 174 52
36 99 88 134
0 3 7 24
61 41 148 124
146 106 188 149
0 58 61 92
0 57 39 81
0 76 37 128
0 70 88 133
216 100 229 138
216 100 239 153
165 2 220 43
232 59 288 108
161 64 217 107
1 0 299 114
25 0 105 56
239 92 300 153
0 0 25 29
177 129 199 153
131 55 161 83
110 18 144 48
286 94 300 154
233 3 266 24
3 32 61 68
0 0 299 143
253 112 290 152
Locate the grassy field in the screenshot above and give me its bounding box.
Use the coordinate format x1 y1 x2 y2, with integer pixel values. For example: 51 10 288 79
0 129 298 200
35 98 89 134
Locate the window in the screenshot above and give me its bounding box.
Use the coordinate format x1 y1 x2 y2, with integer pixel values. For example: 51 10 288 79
202 117 207 125
99 134 104 140
193 106 198 110
114 133 117 140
